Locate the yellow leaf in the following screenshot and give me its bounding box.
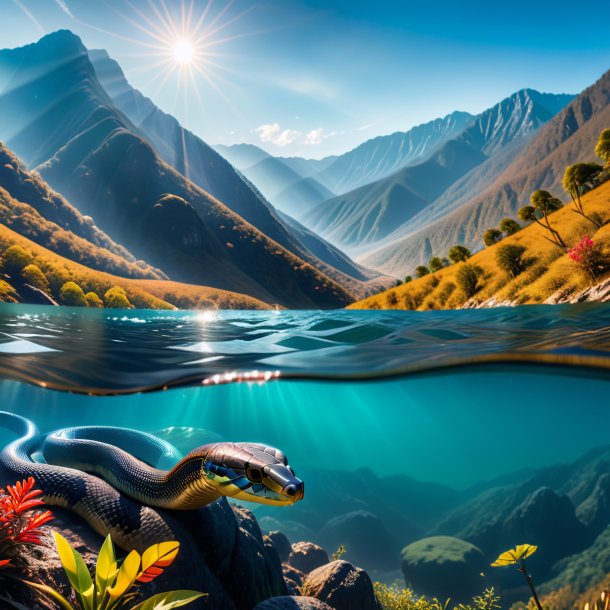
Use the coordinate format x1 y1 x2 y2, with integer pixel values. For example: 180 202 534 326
107 549 141 600
95 535 118 601
491 544 537 567
130 590 206 610
24 580 75 610
53 532 94 610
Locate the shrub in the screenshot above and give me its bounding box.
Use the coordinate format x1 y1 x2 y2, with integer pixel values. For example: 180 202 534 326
483 228 502 247
85 291 104 308
455 264 480 298
499 218 521 236
448 246 471 263
1 245 32 277
21 264 50 293
567 235 607 281
1 477 54 570
429 257 444 272
404 276 412 283
438 281 456 305
415 266 430 278
27 533 205 610
59 281 87 307
386 291 399 307
596 128 610 165
496 244 527 278
104 286 133 309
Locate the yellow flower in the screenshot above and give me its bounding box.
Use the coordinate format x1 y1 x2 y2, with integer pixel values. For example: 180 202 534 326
491 544 537 567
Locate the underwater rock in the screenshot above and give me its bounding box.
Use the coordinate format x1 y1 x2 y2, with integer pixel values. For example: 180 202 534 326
288 541 330 574
253 596 333 609
268 530 292 562
319 510 399 572
300 559 381 610
282 564 305 594
400 536 486 602
502 487 587 570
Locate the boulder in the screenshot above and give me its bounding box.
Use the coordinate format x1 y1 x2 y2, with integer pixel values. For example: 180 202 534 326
301 560 380 610
319 511 398 572
283 564 305 594
253 597 332 609
268 530 292 562
401 536 486 602
288 542 329 574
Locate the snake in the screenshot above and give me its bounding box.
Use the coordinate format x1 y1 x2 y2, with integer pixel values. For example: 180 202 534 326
0 411 304 552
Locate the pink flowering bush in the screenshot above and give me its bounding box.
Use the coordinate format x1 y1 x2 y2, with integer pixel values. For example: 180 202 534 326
567 235 607 280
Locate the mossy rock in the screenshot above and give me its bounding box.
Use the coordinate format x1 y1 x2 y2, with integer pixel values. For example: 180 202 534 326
401 536 486 602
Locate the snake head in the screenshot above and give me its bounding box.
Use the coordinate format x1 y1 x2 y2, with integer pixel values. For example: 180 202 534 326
201 442 304 506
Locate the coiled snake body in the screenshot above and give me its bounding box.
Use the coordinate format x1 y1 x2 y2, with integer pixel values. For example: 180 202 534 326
0 412 304 552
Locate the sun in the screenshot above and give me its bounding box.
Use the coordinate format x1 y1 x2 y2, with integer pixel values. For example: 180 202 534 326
173 38 195 64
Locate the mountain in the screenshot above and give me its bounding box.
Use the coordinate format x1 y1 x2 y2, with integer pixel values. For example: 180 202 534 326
311 111 476 194
215 111 474 219
304 89 573 254
362 72 608 276
88 47 387 297
0 31 360 308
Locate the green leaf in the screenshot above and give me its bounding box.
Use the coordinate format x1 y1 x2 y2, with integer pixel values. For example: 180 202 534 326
24 580 75 610
107 549 141 600
130 591 206 610
53 531 95 610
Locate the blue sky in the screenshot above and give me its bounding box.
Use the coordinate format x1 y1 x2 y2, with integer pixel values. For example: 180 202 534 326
2 0 610 158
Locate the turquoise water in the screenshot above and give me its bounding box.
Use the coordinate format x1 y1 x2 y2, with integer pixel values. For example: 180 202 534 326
1 303 610 588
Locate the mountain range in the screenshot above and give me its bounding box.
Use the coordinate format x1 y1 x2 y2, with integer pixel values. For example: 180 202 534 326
0 31 389 309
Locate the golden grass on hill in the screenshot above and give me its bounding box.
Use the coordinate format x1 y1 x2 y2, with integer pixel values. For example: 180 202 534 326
350 180 610 311
0 223 271 310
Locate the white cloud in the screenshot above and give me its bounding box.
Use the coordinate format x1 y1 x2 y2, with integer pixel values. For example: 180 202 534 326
358 123 374 131
304 128 324 145
54 0 74 17
254 123 301 147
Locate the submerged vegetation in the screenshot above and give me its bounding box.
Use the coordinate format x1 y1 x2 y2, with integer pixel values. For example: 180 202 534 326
353 129 610 311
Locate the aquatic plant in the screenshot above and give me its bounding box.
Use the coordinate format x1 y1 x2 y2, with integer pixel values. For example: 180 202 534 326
332 545 347 561
568 235 606 281
492 544 542 610
373 583 500 610
0 477 54 570
27 533 205 610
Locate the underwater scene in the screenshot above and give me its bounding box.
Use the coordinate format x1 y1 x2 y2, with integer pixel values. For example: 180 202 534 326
1 302 610 609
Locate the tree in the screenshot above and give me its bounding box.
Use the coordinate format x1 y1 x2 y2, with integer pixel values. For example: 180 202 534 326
496 244 527 278
415 266 429 278
519 190 567 250
404 275 412 283
21 264 50 293
562 163 603 227
595 128 610 165
59 281 87 307
429 257 444 272
448 245 471 263
1 245 32 277
499 218 521 237
85 291 104 308
455 264 479 298
104 286 133 309
483 228 502 247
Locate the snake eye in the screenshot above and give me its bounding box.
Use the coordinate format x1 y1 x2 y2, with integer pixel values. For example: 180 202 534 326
247 467 263 483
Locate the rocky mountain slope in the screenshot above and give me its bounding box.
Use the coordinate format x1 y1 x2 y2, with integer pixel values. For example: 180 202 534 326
305 89 573 256
362 74 608 275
